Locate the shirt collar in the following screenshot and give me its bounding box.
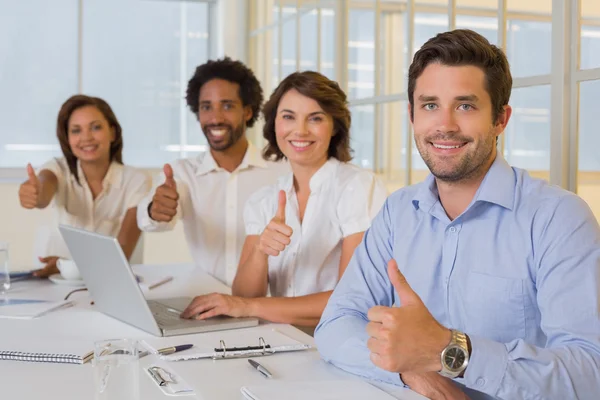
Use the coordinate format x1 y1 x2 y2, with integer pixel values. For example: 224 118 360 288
279 157 340 195
74 160 124 189
195 141 267 176
412 154 515 212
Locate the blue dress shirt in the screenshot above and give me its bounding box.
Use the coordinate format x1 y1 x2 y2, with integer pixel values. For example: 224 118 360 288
315 156 600 399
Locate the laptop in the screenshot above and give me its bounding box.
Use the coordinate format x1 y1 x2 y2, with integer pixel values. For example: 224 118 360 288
58 225 258 336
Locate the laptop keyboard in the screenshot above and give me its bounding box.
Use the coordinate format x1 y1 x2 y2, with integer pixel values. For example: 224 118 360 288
147 300 188 327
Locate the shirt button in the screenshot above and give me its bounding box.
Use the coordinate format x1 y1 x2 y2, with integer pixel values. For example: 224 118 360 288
476 378 486 387
449 226 457 233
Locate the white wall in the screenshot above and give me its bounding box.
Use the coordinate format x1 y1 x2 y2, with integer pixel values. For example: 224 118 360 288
0 182 192 271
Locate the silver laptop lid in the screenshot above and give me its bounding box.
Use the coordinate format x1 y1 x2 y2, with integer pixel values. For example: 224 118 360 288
59 225 162 336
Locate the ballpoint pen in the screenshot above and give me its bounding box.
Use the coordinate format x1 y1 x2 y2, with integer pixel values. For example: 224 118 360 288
140 344 194 358
248 358 273 378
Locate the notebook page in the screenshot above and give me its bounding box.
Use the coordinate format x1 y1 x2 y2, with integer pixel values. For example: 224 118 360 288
241 380 397 400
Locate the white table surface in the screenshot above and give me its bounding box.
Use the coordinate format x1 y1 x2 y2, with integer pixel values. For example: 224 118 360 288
0 264 425 399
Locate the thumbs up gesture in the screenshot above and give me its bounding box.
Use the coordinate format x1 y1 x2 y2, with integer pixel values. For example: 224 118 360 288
257 190 293 257
149 164 179 222
366 259 451 374
19 164 42 209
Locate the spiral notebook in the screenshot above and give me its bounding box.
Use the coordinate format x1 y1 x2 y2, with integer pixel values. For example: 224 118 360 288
0 339 94 365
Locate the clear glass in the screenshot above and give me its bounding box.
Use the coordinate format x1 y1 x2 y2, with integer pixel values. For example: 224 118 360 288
82 0 209 167
504 85 551 181
506 20 552 78
320 7 335 80
348 6 375 100
93 339 139 400
0 0 76 168
0 242 10 294
350 104 375 170
581 24 600 70
578 80 600 221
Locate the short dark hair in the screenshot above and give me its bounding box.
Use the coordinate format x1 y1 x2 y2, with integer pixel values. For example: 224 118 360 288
408 29 512 124
56 95 123 184
186 57 263 128
262 71 352 162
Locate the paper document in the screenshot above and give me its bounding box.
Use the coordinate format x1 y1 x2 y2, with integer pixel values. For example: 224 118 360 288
240 380 397 400
0 298 72 319
140 325 311 361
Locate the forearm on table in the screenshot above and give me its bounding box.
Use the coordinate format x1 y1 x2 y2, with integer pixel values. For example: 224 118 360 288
248 291 333 326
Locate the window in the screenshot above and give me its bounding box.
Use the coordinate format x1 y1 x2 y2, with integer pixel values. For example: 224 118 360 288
0 0 78 168
0 0 211 170
249 0 599 220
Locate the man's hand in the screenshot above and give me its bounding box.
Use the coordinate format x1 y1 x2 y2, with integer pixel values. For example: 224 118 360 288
32 256 60 278
149 164 179 222
401 372 470 400
367 259 451 373
257 190 293 257
19 164 42 209
180 293 254 320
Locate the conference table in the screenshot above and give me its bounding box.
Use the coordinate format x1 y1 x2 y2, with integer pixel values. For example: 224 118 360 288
0 263 425 399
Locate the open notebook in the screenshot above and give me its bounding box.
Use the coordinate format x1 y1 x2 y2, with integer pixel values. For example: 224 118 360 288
240 380 397 400
0 339 94 365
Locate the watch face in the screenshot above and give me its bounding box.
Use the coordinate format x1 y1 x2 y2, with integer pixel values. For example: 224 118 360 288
444 347 466 370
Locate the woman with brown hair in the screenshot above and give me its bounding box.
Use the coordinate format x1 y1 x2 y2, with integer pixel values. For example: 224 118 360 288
18 95 150 278
181 71 387 328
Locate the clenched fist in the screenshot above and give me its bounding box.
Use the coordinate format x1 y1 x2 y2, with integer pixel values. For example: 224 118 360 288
149 164 179 222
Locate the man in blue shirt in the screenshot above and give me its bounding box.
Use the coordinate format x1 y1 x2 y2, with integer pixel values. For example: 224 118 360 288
315 29 600 399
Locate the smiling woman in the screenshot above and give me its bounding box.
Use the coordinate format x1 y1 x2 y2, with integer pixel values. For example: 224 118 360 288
180 71 388 329
17 95 151 279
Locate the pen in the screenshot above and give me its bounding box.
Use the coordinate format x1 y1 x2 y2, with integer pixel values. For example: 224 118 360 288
140 344 193 358
159 344 193 355
248 358 273 378
148 276 174 290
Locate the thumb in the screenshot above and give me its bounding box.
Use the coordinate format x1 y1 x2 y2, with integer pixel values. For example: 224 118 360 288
388 259 420 306
38 256 50 263
163 163 176 189
27 163 39 185
275 190 286 222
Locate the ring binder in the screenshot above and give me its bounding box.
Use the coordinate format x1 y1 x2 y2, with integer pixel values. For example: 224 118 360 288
215 337 271 359
157 336 312 362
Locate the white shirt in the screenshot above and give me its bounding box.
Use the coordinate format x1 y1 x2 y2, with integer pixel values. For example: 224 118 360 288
39 157 151 258
137 142 288 286
244 158 388 298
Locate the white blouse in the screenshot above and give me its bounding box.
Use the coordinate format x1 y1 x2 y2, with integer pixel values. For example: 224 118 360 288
38 157 151 259
136 142 288 285
244 158 388 297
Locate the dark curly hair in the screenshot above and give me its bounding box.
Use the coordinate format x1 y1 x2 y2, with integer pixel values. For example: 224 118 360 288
186 57 263 128
262 71 352 162
57 95 123 184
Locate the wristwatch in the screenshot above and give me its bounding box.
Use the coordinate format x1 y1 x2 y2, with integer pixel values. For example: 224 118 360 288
439 329 470 378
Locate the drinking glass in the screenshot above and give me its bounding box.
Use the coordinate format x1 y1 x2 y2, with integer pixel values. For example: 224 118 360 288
93 339 139 400
0 242 10 295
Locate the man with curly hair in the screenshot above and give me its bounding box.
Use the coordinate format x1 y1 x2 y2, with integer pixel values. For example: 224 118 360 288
138 58 287 285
